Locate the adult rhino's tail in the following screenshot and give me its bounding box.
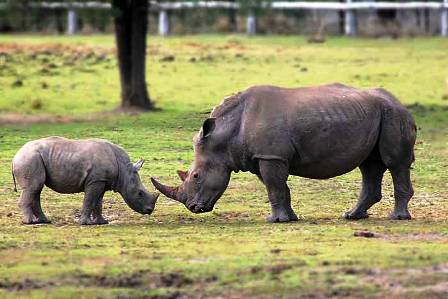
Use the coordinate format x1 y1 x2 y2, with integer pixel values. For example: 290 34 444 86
11 163 17 192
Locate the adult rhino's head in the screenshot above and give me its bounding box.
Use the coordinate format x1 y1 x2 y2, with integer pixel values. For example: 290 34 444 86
151 118 232 213
122 159 159 215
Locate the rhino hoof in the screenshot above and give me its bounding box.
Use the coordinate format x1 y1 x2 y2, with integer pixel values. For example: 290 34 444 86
343 211 369 220
22 218 51 225
266 213 299 223
94 218 109 225
80 217 109 225
389 211 412 220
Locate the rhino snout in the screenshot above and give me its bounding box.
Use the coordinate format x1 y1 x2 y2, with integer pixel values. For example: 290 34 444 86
142 206 154 215
151 192 160 203
143 193 159 215
187 202 213 214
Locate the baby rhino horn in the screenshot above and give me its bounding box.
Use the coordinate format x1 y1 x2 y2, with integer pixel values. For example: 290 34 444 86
133 159 145 171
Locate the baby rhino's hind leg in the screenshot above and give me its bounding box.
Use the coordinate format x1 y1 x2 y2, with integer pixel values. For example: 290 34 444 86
19 189 51 224
14 155 51 224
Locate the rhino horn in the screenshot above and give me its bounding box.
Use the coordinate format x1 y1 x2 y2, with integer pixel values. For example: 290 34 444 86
150 177 186 204
177 170 188 182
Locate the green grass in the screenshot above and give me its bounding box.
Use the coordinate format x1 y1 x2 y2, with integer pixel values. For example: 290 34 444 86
0 35 447 298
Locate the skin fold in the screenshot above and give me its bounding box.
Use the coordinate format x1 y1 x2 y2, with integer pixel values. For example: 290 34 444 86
152 83 416 222
12 137 159 225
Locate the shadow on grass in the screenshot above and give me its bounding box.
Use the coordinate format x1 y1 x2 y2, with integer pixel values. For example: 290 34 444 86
108 215 443 230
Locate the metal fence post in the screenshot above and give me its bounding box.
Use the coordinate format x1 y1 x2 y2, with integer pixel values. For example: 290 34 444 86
344 0 356 36
247 10 256 35
67 9 77 35
159 10 169 36
442 0 448 36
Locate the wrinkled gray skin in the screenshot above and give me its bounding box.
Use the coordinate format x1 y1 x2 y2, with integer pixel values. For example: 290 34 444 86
12 137 159 225
152 84 416 222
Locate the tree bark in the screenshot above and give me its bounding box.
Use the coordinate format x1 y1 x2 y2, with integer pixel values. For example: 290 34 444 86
339 0 344 35
228 0 237 32
113 0 153 111
55 8 64 34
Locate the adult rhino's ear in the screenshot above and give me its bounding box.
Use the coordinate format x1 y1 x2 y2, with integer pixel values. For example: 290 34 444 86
201 118 216 139
177 170 188 182
133 159 145 172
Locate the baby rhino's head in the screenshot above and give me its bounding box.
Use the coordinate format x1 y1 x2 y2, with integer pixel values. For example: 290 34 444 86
121 159 159 215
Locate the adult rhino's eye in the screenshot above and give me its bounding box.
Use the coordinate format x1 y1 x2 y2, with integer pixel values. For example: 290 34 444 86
138 191 144 197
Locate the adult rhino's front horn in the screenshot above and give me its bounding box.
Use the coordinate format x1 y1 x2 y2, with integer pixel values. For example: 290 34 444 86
150 177 187 204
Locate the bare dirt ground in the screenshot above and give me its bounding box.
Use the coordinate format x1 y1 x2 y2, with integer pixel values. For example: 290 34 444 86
0 113 76 125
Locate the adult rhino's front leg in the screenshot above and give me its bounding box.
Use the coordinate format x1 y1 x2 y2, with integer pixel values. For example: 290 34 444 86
259 160 298 223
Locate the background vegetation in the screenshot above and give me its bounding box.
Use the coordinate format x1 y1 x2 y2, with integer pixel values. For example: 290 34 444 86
0 0 441 36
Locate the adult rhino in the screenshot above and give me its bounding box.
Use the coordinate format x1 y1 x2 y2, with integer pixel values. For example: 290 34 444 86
152 84 416 222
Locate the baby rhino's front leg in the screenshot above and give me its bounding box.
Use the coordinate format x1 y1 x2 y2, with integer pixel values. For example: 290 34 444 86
79 182 108 225
92 198 109 225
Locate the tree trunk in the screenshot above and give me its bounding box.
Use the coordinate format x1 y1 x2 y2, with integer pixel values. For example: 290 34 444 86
338 0 344 35
424 8 430 34
55 8 64 34
20 1 29 32
228 0 237 32
112 0 153 111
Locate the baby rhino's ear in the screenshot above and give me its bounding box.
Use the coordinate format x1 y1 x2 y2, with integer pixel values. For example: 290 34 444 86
133 159 145 172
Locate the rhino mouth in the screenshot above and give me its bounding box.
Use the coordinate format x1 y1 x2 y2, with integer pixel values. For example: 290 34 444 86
186 190 225 214
150 177 220 214
187 202 213 214
141 207 154 215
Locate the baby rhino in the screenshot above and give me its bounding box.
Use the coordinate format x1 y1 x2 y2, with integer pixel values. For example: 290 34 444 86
12 137 159 225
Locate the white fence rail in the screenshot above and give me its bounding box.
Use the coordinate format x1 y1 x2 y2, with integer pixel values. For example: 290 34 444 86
0 1 447 36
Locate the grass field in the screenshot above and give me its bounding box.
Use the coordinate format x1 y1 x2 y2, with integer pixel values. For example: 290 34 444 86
0 35 447 298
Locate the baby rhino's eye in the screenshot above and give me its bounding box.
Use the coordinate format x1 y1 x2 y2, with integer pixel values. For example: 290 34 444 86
193 173 199 179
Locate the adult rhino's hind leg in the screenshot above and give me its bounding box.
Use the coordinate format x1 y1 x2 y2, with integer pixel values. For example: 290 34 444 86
259 160 298 223
377 102 416 220
344 160 386 220
389 167 413 220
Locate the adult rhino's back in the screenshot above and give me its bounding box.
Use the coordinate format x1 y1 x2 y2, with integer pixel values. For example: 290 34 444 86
238 84 410 179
